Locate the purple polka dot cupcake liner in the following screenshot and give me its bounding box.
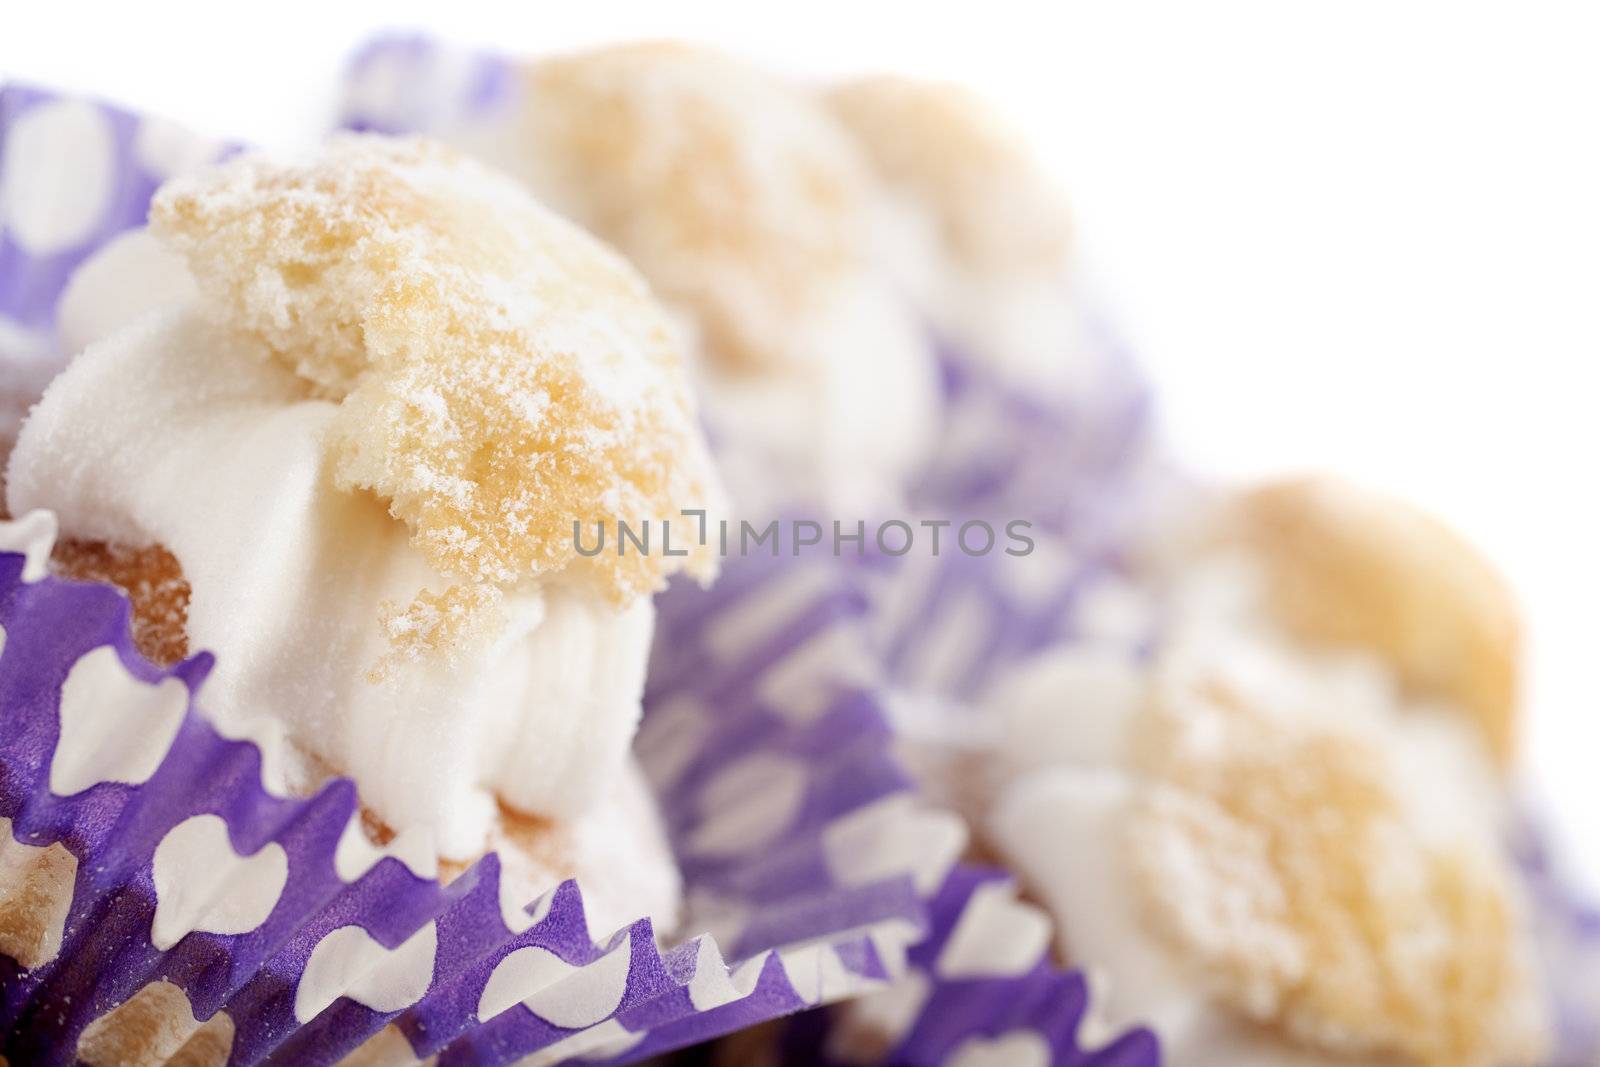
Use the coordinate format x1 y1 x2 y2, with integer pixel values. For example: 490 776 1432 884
341 35 521 141
858 545 1150 706
0 515 932 1066
779 866 1160 1067
0 86 230 335
644 549 1163 1067
908 335 1162 556
760 550 1163 1067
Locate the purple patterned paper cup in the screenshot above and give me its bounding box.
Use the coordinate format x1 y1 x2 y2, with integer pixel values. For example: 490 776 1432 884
768 546 1163 1067
0 87 961 1065
908 330 1162 555
779 866 1160 1067
342 35 520 138
642 545 1163 1067
0 515 934 1066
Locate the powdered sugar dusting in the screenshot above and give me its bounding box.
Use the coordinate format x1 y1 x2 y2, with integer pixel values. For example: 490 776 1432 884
149 135 722 651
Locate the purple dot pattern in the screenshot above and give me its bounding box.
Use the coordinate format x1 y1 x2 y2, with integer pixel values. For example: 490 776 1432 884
0 530 934 1065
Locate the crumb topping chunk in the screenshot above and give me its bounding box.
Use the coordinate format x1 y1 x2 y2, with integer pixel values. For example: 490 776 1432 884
1129 667 1542 1067
151 136 722 645
514 43 878 373
1231 477 1521 765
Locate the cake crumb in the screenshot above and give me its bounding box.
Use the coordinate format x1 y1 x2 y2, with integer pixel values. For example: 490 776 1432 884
50 538 191 667
372 582 503 680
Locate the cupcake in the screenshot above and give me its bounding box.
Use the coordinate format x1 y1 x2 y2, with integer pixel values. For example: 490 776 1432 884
8 133 722 923
978 477 1551 1065
1 89 967 1066
344 40 942 516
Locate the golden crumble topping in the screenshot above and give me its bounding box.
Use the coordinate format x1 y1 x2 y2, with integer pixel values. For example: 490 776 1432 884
1231 476 1521 766
514 42 875 373
149 136 722 654
826 76 1073 278
1127 672 1544 1067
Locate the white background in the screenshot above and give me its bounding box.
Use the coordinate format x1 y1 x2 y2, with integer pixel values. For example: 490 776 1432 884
6 1 1598 883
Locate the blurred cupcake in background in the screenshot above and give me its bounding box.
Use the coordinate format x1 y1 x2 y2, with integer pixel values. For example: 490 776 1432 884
965 477 1552 1065
803 477 1557 1067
